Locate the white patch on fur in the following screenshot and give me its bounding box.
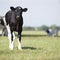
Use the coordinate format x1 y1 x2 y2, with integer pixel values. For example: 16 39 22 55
12 32 15 40
3 17 14 50
3 17 6 25
6 25 14 50
3 17 12 50
18 39 22 50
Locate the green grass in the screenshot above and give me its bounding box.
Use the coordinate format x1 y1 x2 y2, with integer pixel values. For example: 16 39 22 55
22 31 47 35
0 31 60 60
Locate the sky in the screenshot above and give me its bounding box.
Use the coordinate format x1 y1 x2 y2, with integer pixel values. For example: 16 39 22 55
0 0 60 27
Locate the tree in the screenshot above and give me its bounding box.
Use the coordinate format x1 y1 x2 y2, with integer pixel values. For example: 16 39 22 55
38 25 49 31
23 26 35 31
49 25 57 29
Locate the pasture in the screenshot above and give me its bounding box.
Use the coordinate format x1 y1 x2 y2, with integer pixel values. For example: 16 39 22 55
0 31 60 60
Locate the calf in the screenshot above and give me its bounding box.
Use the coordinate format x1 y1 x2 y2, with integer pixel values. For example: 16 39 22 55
3 6 27 50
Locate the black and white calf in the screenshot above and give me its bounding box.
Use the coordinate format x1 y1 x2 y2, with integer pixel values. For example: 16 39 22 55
2 6 28 50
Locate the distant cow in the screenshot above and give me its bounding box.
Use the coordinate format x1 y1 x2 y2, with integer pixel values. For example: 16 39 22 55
45 28 58 36
2 6 28 50
46 29 53 36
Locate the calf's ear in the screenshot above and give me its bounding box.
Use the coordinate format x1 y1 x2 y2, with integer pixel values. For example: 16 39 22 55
22 8 28 12
10 6 15 11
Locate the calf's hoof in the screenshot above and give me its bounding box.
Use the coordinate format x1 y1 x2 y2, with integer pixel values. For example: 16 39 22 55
9 44 14 50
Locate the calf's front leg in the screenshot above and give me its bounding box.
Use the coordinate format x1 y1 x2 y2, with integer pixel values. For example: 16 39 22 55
6 25 14 50
18 34 22 50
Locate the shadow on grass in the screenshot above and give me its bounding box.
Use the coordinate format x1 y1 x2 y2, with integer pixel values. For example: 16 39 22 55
22 46 37 50
22 46 43 50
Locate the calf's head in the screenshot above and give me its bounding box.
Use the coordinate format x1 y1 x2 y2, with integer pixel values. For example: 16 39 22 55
10 6 28 19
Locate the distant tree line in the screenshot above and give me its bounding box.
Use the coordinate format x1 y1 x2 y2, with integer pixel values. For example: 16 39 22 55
23 25 60 31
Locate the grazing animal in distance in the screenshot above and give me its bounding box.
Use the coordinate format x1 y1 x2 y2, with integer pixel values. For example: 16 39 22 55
45 28 57 36
2 6 28 50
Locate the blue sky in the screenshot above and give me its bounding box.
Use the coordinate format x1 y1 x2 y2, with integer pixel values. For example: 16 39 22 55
0 0 60 27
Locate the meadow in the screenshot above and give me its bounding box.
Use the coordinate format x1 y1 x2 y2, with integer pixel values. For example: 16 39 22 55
0 31 60 60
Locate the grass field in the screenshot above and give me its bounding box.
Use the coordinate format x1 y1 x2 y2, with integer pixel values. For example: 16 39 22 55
0 31 60 60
